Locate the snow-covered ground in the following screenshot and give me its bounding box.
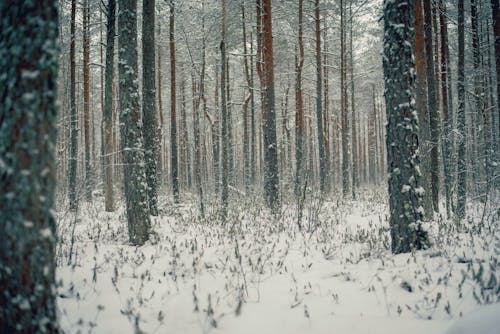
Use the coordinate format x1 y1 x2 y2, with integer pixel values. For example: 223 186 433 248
55 190 499 333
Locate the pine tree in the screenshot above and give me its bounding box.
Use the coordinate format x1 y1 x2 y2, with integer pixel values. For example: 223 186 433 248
456 0 467 220
423 0 440 213
0 0 60 330
69 0 78 211
118 0 151 245
295 0 305 200
142 0 159 215
261 0 280 210
169 0 179 202
103 0 116 212
315 0 327 193
383 0 429 254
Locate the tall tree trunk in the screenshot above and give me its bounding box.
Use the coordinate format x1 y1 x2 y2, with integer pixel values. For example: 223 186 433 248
69 0 78 210
350 2 358 199
213 71 220 194
295 0 305 200
142 0 159 215
456 0 467 220
242 4 251 192
169 0 179 202
221 0 229 218
157 22 164 179
341 0 350 196
315 0 326 193
414 0 433 219
83 0 92 200
323 19 330 190
193 11 206 216
439 0 453 216
118 0 151 245
471 0 482 197
0 1 60 330
104 0 116 212
383 0 429 254
260 0 280 209
490 0 500 156
423 0 440 212
250 32 257 189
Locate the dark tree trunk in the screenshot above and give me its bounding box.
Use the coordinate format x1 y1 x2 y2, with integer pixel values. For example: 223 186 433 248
118 0 151 245
295 0 305 200
350 2 358 199
221 0 229 218
490 0 500 153
341 0 350 197
83 0 92 200
414 0 433 219
438 0 453 216
383 0 429 254
142 0 159 215
69 0 78 210
104 0 116 212
0 0 59 330
315 0 326 193
423 0 440 212
261 0 280 209
456 0 467 220
169 0 179 202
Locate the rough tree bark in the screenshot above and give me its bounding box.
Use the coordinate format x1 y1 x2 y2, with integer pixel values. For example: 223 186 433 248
295 0 305 199
315 0 326 193
104 0 116 212
69 0 78 210
142 0 159 215
169 0 179 202
456 0 467 220
383 0 429 254
0 0 60 330
423 0 440 213
118 0 151 245
259 0 280 210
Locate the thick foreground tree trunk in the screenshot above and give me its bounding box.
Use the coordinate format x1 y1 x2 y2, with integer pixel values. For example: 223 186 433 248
0 0 60 331
118 0 151 245
383 0 429 254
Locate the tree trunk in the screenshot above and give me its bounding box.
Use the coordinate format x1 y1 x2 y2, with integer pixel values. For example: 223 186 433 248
104 0 116 212
490 0 500 155
83 0 92 200
414 0 433 219
169 0 179 202
69 0 78 210
456 0 467 220
0 0 59 330
260 0 280 209
423 0 440 212
118 0 151 245
350 2 358 199
315 0 326 193
383 0 429 254
438 0 453 216
142 0 159 215
295 0 305 200
341 0 350 197
221 0 229 218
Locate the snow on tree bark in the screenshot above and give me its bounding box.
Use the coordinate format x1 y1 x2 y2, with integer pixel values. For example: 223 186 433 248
142 0 159 216
382 0 429 254
118 0 151 245
0 0 60 331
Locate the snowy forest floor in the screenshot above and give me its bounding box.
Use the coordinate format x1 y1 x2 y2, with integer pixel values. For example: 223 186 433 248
55 189 499 334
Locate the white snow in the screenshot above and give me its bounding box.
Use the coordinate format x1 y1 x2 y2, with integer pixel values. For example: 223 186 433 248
55 192 499 334
444 303 500 334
